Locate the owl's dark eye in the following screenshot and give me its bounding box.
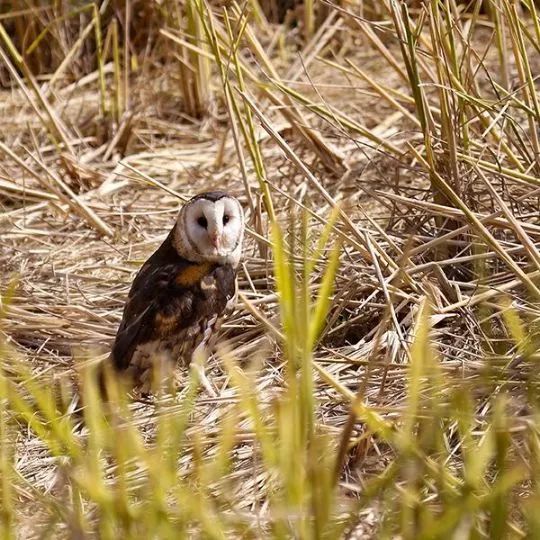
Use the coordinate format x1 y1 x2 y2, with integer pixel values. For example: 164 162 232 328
197 216 208 229
223 214 230 225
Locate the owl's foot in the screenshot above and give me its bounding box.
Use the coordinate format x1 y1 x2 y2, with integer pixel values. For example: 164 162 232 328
190 361 217 398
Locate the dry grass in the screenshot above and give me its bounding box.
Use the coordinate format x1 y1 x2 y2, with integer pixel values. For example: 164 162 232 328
1 0 540 538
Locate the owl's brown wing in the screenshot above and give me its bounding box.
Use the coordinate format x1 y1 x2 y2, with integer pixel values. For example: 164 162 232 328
111 258 196 371
208 264 237 307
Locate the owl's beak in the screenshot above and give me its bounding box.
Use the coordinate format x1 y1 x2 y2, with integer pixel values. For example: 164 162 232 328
210 233 221 249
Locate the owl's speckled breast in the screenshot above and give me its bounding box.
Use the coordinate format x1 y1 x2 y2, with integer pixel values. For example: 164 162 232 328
127 312 223 393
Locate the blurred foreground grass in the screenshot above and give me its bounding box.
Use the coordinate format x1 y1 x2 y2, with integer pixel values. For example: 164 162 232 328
0 213 348 538
1 216 539 538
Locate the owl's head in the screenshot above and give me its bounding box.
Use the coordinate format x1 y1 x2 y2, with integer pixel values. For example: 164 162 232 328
173 191 244 266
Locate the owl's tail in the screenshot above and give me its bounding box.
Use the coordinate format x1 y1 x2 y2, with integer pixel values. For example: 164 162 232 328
63 349 128 426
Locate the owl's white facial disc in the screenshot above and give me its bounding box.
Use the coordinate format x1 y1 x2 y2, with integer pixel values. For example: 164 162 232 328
174 194 244 266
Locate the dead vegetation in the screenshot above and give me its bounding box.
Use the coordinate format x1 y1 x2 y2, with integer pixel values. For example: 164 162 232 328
1 1 540 538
